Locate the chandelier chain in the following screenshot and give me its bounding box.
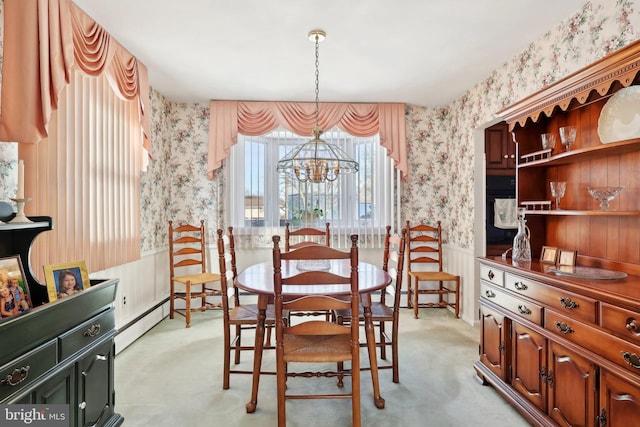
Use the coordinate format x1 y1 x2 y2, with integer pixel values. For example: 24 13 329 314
314 34 320 128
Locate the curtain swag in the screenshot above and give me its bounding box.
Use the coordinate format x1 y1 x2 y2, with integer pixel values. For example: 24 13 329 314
0 0 151 155
208 100 408 181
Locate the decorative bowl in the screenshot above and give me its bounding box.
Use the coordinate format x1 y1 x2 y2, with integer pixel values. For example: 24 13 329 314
587 186 624 210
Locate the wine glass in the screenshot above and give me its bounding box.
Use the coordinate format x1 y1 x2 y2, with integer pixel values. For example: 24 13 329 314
559 126 577 151
541 133 556 151
550 181 567 210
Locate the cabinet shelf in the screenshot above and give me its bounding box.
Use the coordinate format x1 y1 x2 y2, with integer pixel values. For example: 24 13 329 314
517 138 640 169
524 209 640 216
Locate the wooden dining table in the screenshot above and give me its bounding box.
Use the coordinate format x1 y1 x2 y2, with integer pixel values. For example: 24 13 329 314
235 259 391 413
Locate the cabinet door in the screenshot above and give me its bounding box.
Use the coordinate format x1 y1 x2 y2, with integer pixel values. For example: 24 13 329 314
547 341 597 427
34 365 76 427
485 122 515 171
600 370 640 426
480 304 508 380
511 322 547 412
77 340 115 427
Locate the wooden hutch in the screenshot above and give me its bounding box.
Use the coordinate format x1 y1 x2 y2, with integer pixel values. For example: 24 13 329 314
475 41 640 426
0 216 123 426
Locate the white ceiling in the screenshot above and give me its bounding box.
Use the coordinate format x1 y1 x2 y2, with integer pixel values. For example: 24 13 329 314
73 0 585 107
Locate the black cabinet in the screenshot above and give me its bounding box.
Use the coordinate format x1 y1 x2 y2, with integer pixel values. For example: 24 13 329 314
0 216 123 427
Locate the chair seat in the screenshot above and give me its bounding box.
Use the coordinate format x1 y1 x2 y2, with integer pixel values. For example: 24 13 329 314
335 302 393 322
283 333 352 363
229 303 278 325
173 272 221 285
408 271 458 282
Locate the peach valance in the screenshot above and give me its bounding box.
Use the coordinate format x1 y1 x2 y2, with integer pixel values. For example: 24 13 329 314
0 0 151 154
209 100 407 181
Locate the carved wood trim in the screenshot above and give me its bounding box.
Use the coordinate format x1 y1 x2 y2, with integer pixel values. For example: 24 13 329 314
498 40 640 130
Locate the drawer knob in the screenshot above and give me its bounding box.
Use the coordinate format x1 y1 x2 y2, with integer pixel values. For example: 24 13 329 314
79 401 87 410
621 351 640 369
518 305 532 315
1 366 30 387
559 297 579 309
487 270 495 280
626 319 639 333
83 323 102 338
514 282 528 291
485 290 496 298
555 321 574 334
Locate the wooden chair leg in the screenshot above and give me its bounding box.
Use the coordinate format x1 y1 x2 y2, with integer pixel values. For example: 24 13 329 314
455 278 460 318
392 312 399 383
379 321 387 360
223 322 231 389
185 283 191 328
234 325 242 364
169 282 175 319
413 279 419 319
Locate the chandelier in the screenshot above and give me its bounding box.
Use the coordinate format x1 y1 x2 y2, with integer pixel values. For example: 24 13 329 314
276 30 359 183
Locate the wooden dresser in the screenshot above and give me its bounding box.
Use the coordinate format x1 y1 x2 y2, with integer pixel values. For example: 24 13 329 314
0 216 123 426
475 41 640 426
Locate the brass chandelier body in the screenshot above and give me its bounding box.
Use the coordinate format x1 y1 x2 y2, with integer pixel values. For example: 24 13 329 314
276 30 359 183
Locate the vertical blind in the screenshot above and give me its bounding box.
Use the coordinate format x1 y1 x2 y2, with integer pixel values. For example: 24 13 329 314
228 126 400 249
21 68 142 278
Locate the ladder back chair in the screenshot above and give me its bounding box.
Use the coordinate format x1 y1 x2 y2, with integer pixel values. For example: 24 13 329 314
168 220 221 328
405 220 460 319
272 234 361 427
284 222 331 251
335 226 406 383
216 227 277 389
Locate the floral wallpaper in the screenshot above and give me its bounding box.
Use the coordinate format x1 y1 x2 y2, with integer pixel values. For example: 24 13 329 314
402 0 640 249
0 0 639 255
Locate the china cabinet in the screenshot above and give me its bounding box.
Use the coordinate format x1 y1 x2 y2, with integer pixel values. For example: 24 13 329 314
476 40 640 426
0 215 123 427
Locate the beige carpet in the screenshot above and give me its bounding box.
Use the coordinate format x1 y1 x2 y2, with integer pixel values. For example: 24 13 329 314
114 306 531 427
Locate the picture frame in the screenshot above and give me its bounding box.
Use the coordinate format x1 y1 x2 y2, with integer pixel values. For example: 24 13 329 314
540 246 559 264
557 249 577 267
0 255 32 320
44 261 90 302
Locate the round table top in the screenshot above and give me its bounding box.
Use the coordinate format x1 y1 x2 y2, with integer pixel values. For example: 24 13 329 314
235 259 391 296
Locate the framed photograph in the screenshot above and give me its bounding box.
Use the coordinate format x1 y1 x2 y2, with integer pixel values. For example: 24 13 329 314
44 261 90 302
540 246 559 264
558 249 577 267
0 255 32 320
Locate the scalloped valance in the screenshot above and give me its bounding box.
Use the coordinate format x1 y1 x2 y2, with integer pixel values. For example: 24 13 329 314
0 0 151 155
498 40 640 130
208 100 408 181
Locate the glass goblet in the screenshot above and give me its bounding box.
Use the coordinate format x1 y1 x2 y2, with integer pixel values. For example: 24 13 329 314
550 181 567 210
541 133 556 151
559 126 577 151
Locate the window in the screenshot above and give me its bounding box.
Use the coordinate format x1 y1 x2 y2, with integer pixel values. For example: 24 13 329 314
227 126 399 247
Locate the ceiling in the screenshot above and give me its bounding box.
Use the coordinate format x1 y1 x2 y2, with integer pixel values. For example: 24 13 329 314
73 0 585 107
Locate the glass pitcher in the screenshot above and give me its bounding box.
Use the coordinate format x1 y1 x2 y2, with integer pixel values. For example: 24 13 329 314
512 208 531 262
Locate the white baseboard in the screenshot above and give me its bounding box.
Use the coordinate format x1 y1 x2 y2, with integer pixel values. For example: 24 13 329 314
115 303 168 354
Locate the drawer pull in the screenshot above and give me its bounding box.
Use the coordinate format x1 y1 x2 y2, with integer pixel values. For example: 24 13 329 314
517 305 531 315
555 321 574 334
1 366 30 386
485 290 496 298
559 297 579 309
84 324 102 338
487 270 495 280
514 282 528 291
621 351 640 369
626 319 639 333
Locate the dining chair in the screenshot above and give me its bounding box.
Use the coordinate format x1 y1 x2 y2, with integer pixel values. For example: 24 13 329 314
216 227 277 389
285 221 333 321
168 220 221 328
405 220 460 319
284 221 331 251
272 234 361 427
335 226 406 383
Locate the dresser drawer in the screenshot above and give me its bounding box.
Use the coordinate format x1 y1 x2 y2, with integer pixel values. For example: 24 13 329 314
545 309 640 376
59 310 114 360
505 273 596 324
480 264 504 287
601 303 640 346
480 282 542 325
0 340 57 401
